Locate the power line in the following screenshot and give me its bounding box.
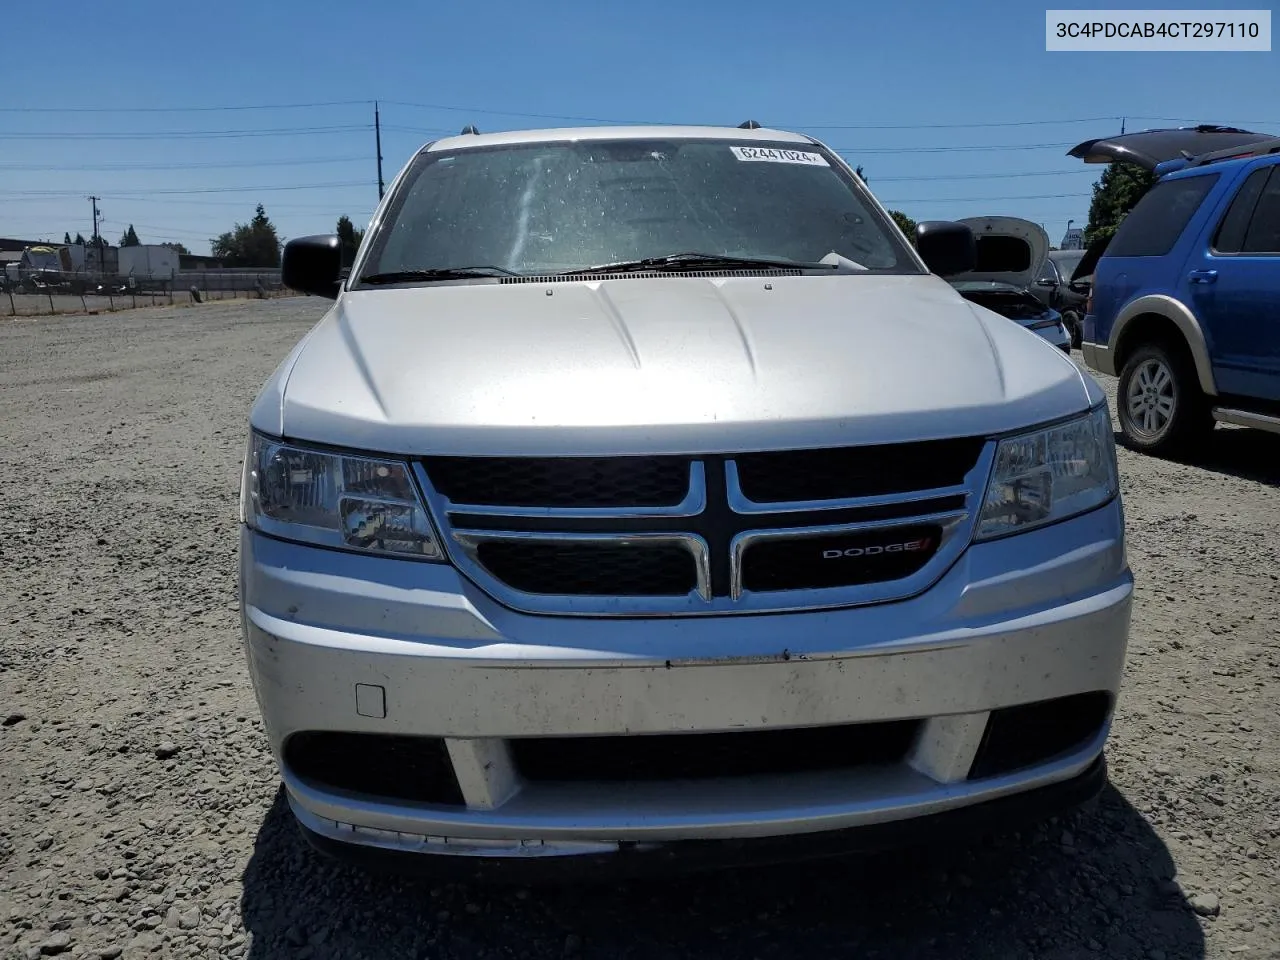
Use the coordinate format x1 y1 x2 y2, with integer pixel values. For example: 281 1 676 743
870 169 1091 182
833 142 1076 155
382 101 652 124
0 92 1275 130
1 180 369 198
100 219 215 240
1 178 1095 207
0 125 371 141
380 102 1121 130
0 195 368 209
0 163 1092 183
381 126 1083 154
803 118 1118 130
101 215 370 238
0 100 372 114
0 156 369 172
877 192 1091 203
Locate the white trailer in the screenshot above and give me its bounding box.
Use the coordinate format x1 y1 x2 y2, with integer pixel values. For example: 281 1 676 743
118 245 179 287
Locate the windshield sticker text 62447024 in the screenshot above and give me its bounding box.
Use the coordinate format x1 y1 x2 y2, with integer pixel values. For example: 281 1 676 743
730 146 829 166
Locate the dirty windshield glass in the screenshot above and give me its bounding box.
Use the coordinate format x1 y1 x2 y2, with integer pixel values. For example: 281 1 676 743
359 139 920 279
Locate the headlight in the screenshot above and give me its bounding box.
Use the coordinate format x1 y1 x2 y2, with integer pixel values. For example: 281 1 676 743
242 433 443 560
975 405 1117 540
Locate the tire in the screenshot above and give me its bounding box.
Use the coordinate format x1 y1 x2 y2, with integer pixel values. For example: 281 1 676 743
1116 340 1213 455
1062 311 1083 350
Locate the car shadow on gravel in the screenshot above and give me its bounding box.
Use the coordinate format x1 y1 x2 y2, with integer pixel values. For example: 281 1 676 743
241 784 1205 960
1192 427 1280 486
1116 426 1280 487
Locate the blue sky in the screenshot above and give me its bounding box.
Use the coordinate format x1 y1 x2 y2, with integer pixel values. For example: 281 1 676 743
2 0 1275 254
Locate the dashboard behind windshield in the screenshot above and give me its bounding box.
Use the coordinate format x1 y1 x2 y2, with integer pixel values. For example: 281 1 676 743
358 138 923 281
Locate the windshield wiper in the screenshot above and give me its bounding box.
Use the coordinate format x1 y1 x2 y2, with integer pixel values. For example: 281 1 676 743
560 252 838 276
358 266 518 285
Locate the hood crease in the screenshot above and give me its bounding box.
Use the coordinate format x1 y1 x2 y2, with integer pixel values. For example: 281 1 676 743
338 306 391 421
591 283 643 370
712 284 758 378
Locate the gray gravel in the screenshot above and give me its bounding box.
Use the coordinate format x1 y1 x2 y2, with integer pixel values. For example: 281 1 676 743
2 299 1278 960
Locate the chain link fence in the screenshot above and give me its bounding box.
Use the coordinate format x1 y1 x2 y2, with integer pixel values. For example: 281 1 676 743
3 269 287 317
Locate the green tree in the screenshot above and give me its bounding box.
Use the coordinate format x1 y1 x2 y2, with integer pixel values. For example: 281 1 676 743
854 165 867 183
162 242 190 255
64 232 72 245
120 224 141 247
1084 162 1157 248
335 215 365 267
336 215 364 249
888 210 917 242
211 204 281 267
74 232 87 245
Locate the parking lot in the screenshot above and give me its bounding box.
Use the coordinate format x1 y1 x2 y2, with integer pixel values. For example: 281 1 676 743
1 298 1277 960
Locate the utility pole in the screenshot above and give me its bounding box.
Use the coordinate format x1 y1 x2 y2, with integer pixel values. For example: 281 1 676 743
374 101 385 200
87 195 103 271
1120 117 1126 135
87 195 101 245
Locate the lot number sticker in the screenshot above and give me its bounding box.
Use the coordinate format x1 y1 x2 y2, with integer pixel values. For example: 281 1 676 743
730 146 829 166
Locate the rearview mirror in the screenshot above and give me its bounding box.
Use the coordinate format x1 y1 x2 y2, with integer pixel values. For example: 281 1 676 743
915 221 976 277
282 235 342 299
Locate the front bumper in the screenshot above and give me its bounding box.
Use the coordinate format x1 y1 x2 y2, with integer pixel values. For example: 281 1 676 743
241 500 1131 861
297 756 1109 881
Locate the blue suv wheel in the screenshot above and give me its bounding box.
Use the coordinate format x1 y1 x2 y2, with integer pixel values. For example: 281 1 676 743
1116 341 1212 454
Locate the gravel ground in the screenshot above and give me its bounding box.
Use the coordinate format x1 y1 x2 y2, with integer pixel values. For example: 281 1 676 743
2 299 1278 960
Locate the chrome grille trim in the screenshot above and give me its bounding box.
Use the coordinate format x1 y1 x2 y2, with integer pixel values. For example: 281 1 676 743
412 442 995 618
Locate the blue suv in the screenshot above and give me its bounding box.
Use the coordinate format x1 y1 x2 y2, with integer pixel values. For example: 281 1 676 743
1069 126 1280 454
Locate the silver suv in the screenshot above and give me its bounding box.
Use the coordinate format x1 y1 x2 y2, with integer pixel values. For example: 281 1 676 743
240 124 1132 874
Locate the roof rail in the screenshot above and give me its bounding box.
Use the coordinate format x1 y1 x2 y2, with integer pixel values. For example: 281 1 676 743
460 124 480 135
738 120 762 130
1187 136 1280 167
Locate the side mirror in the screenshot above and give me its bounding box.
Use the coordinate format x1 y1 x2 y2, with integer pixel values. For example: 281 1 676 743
282 235 342 299
915 221 976 276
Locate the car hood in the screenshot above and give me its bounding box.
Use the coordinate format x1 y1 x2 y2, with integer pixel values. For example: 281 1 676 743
945 217 1049 290
254 275 1094 456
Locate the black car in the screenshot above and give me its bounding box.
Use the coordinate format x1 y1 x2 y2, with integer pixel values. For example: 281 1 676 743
1031 249 1090 348
940 217 1073 354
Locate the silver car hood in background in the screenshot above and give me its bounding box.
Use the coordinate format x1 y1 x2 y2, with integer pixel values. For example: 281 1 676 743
253 275 1095 456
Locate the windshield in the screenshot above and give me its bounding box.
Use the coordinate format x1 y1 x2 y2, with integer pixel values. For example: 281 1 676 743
358 138 921 281
27 249 61 270
1051 251 1084 276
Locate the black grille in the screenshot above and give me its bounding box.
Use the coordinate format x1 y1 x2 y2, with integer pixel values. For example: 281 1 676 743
968 693 1112 780
735 438 985 503
285 732 464 806
512 720 921 782
741 524 941 593
424 456 690 507
476 540 696 596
